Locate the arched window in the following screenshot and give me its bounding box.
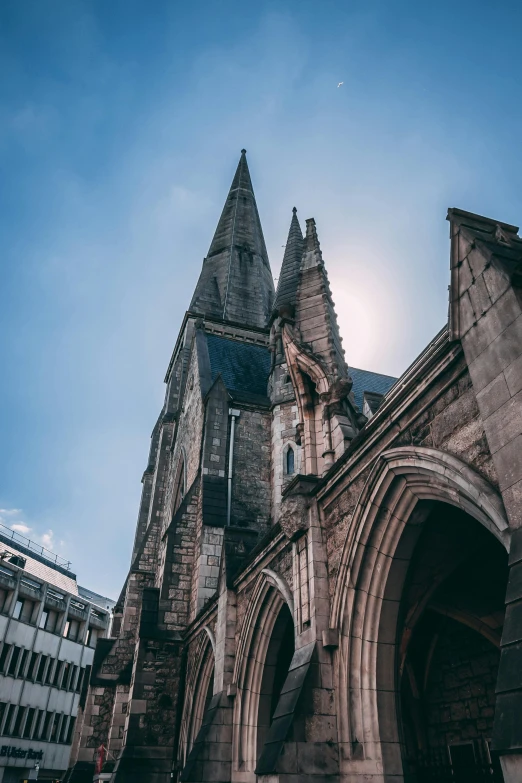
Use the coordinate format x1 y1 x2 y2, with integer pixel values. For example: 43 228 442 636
173 456 185 514
286 446 295 476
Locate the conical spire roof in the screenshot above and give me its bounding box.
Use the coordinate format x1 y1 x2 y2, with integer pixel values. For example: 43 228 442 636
273 207 304 314
190 150 275 328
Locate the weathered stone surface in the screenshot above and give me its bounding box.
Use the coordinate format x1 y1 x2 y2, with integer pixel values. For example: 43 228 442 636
70 183 522 783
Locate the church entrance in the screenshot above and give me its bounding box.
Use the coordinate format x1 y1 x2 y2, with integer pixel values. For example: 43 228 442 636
398 502 507 783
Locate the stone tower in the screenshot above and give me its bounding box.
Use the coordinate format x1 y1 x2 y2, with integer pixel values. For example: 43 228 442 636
68 156 522 783
68 151 279 782
68 150 365 783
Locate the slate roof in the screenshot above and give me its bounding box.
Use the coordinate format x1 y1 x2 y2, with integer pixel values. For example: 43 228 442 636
205 333 397 413
206 333 271 399
349 367 398 412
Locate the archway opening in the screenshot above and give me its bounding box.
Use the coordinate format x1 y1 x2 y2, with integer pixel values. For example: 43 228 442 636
185 642 214 763
396 502 508 782
256 602 294 760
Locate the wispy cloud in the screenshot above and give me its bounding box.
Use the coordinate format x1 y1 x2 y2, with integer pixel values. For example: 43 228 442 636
2 0 522 599
10 523 31 535
0 507 64 555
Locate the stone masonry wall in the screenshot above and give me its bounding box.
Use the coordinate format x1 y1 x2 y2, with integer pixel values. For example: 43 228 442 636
231 408 272 530
270 362 302 521
158 481 202 632
168 347 204 503
425 618 499 752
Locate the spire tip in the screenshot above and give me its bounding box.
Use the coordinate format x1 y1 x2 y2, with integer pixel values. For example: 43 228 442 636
241 148 247 155
292 206 297 214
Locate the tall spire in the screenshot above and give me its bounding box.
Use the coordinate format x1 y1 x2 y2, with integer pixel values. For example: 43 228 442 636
190 150 275 328
294 218 348 379
273 207 304 315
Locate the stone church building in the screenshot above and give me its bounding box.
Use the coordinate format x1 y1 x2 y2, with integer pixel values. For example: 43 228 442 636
68 152 522 783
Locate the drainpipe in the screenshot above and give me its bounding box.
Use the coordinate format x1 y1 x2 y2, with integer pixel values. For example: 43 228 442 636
227 409 240 526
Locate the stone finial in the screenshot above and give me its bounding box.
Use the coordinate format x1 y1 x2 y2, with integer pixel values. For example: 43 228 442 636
301 218 323 269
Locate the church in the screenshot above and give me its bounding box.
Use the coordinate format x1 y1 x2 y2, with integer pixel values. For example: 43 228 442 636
68 151 522 783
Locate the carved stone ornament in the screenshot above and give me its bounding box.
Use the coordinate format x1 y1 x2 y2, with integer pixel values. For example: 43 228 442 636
279 491 310 539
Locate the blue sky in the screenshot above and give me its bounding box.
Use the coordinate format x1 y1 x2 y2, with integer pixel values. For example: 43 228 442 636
2 0 522 597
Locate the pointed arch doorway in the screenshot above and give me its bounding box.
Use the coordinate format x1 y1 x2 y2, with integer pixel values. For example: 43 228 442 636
398 502 507 782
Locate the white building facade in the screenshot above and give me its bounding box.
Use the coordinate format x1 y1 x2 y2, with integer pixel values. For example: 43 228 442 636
0 530 111 783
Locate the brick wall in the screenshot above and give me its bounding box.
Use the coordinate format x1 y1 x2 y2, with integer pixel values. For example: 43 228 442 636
424 618 499 751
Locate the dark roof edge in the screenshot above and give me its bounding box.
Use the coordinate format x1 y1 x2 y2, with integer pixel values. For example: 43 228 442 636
164 311 270 383
0 532 77 580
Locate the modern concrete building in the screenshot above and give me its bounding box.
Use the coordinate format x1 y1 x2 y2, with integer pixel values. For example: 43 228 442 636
0 526 111 782
70 152 522 783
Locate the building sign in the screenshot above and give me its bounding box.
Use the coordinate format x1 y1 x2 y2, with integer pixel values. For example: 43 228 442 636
0 745 44 760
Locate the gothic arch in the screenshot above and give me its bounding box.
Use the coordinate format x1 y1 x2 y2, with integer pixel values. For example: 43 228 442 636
232 570 295 776
283 330 331 475
172 448 187 515
331 446 510 779
179 628 215 765
282 441 299 477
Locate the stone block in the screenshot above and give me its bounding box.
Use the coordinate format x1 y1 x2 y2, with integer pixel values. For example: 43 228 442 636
505 353 522 397
493 691 522 750
295 741 338 775
468 273 491 318
381 742 403 776
496 641 522 693
495 435 522 491
476 373 511 419
483 389 522 453
506 562 522 603
483 261 511 303
305 714 337 743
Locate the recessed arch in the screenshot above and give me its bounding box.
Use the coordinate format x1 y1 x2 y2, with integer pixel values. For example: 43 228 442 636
282 441 300 479
331 446 510 778
179 629 215 766
172 448 187 515
232 571 295 777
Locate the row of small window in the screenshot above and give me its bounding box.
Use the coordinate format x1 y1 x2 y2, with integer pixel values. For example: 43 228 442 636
0 701 76 745
0 643 86 693
3 593 98 646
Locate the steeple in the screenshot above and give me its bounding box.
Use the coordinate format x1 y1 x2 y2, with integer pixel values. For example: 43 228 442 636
273 207 304 315
190 150 275 329
294 217 348 379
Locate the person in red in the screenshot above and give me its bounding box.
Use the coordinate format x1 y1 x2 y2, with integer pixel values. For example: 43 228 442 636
94 744 106 775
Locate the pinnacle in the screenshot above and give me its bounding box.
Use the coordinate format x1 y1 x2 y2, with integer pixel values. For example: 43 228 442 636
273 207 304 313
305 218 321 254
294 216 348 378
